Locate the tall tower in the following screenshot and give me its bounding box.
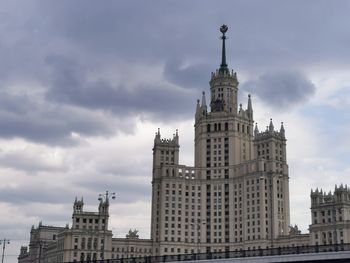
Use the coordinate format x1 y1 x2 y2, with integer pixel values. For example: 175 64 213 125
151 25 290 256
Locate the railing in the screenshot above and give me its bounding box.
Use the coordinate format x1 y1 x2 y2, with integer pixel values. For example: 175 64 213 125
70 243 350 263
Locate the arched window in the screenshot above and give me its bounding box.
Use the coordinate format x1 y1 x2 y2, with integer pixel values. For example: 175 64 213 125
214 123 218 131
218 123 221 131
225 122 228 131
207 124 211 132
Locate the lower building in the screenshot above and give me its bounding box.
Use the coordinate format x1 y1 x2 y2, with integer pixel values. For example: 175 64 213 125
18 196 152 263
18 223 66 263
18 185 350 263
310 185 350 246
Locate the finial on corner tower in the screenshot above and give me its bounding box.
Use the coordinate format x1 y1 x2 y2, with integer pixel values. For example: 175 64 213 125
269 118 274 132
201 91 207 107
254 123 259 136
219 24 229 74
247 94 253 120
280 122 285 137
154 128 161 144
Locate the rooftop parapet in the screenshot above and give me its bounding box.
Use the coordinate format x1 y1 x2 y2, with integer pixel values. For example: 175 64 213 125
154 128 179 146
311 184 350 205
254 120 285 140
210 69 237 80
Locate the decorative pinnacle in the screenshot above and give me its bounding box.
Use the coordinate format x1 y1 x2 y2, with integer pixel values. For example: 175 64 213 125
219 24 229 73
220 24 228 34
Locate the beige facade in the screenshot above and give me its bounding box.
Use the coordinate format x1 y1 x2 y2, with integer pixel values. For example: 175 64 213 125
111 231 152 260
18 197 123 263
18 224 66 263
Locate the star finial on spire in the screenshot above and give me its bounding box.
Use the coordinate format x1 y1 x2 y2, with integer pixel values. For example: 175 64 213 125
219 24 229 74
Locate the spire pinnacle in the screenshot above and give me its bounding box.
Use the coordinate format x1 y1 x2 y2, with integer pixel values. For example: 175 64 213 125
269 118 274 132
247 94 253 120
254 123 259 136
280 122 285 137
219 24 229 74
201 91 207 107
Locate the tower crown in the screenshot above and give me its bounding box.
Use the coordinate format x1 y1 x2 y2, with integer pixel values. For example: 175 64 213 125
209 25 239 114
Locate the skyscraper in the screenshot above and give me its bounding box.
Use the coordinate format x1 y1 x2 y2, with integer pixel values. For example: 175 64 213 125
151 25 290 256
18 25 350 263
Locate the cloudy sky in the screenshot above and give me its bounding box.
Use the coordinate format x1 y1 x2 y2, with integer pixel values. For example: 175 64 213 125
1 0 350 261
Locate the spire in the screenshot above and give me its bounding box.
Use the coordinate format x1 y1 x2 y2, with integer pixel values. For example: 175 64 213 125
201 91 207 107
201 91 207 115
280 122 285 137
254 123 259 136
247 94 253 120
269 118 274 132
174 129 179 144
154 128 161 144
219 24 229 74
196 99 200 117
247 94 252 111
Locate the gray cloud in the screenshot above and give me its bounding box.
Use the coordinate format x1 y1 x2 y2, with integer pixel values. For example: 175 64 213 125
0 0 349 146
45 55 197 121
0 182 75 205
0 92 123 146
0 149 65 173
163 60 212 90
242 71 316 109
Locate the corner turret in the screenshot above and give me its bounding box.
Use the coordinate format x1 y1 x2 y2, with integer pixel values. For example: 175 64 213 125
152 129 180 176
73 197 84 213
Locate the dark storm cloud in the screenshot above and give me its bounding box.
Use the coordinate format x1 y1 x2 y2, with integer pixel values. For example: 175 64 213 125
45 55 197 120
243 71 316 109
0 0 349 144
163 60 212 90
0 92 121 145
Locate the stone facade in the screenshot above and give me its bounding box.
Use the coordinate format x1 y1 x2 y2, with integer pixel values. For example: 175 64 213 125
111 230 152 260
150 25 291 256
309 185 350 246
18 223 66 263
18 197 152 263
